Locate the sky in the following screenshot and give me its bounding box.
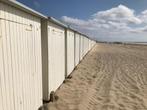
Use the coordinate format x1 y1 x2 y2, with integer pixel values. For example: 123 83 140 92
17 0 147 42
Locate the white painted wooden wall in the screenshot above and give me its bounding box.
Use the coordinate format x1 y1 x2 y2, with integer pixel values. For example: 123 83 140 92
83 37 89 56
47 21 65 98
86 38 89 54
67 30 75 76
80 35 84 60
90 40 93 49
0 1 97 108
0 2 42 110
83 36 86 57
91 40 96 47
88 39 91 51
75 33 80 66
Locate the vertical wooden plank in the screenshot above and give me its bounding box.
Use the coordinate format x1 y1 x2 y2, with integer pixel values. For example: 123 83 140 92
82 36 84 58
75 33 80 66
31 18 34 107
17 8 24 110
17 11 24 110
0 43 4 110
1 5 7 110
32 16 36 110
74 32 76 67
8 6 16 110
27 14 32 110
32 16 36 109
41 19 49 101
21 10 26 110
81 35 82 59
77 34 79 65
0 20 7 110
37 20 43 107
80 35 83 60
48 23 52 94
22 10 29 110
33 17 42 108
35 18 42 108
27 13 32 110
18 9 23 110
64 28 67 78
22 11 28 110
78 35 80 61
2 4 12 110
32 16 39 110
13 9 19 110
0 6 4 110
79 34 81 61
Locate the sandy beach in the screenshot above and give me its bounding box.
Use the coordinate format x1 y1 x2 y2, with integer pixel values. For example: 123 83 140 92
45 43 147 110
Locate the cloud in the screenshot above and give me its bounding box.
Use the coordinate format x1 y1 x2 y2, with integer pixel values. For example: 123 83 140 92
61 5 147 42
130 26 147 33
93 5 142 24
138 10 147 23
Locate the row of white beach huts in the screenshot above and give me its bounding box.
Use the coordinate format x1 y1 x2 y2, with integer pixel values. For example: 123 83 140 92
0 0 96 110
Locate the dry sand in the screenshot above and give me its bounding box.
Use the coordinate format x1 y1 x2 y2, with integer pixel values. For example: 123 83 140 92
46 43 147 110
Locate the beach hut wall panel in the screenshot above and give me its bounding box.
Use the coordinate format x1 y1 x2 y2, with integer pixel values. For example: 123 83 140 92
66 29 75 76
86 38 89 53
83 37 87 56
80 35 84 60
86 38 89 52
89 40 94 50
87 38 90 51
82 36 85 58
85 37 89 54
90 40 93 49
75 33 80 66
89 40 91 49
92 41 96 47
41 19 49 101
79 35 82 60
82 35 88 57
88 39 91 51
87 38 89 51
0 2 43 110
93 41 96 47
47 21 65 100
91 41 93 47
91 40 94 48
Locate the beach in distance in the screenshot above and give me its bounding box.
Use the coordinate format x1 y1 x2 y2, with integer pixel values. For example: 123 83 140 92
46 43 147 110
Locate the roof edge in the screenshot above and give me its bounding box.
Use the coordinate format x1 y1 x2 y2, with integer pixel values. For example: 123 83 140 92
0 0 47 19
48 17 68 28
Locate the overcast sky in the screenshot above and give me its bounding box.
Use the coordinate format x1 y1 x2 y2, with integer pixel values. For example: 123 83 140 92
17 0 147 42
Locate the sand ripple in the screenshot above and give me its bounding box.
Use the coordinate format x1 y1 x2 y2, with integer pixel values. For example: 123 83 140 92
46 44 147 110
